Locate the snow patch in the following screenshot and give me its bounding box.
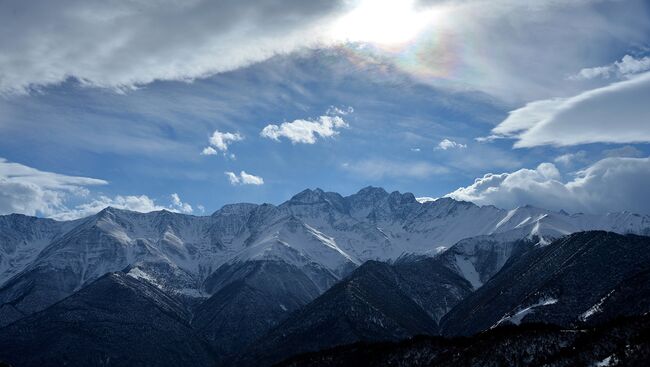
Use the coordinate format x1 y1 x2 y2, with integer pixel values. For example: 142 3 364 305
580 290 615 321
494 297 558 327
127 267 162 288
454 254 482 289
594 355 614 366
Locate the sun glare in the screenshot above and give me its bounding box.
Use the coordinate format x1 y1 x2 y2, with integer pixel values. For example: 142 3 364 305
331 0 441 46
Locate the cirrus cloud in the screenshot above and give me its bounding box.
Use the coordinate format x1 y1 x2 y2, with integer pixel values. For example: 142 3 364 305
489 72 650 148
0 0 348 95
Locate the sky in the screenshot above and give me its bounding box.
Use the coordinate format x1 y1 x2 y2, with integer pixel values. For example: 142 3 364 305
1 0 650 219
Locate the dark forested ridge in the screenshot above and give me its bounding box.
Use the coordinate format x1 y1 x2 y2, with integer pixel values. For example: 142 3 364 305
277 314 650 367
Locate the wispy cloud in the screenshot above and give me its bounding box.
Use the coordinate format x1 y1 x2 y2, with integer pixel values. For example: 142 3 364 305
224 171 264 185
490 72 650 148
571 54 650 80
436 139 467 150
554 151 587 166
342 159 448 180
0 0 348 94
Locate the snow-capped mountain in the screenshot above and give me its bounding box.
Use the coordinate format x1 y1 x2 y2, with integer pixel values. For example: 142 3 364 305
1 186 650 328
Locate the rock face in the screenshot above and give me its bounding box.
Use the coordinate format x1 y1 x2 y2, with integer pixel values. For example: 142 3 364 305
0 272 215 367
440 231 650 336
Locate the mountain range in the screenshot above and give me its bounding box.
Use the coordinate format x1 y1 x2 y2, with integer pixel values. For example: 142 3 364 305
1 186 650 366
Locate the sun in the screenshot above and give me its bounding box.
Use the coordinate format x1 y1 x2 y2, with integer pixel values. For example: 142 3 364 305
330 0 441 46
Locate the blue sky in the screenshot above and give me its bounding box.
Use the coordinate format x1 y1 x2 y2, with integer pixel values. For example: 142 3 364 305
1 0 650 218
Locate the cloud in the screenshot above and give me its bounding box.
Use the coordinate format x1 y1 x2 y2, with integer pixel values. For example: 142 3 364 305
571 54 650 80
170 193 193 214
491 72 650 148
603 145 643 158
202 130 243 157
201 147 218 156
55 192 198 220
261 115 348 144
0 157 107 217
436 138 467 150
326 106 354 115
0 0 348 94
554 151 587 166
446 156 650 214
383 0 650 102
224 171 264 185
0 157 196 219
342 159 448 180
53 195 171 220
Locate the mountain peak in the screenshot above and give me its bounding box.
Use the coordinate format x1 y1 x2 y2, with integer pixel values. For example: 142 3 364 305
288 188 327 204
388 190 417 205
355 186 389 198
212 203 259 217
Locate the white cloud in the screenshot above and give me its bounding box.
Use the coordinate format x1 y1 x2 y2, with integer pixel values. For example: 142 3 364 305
436 138 467 150
490 72 650 148
416 196 436 203
326 106 354 115
224 171 264 186
261 115 348 144
0 157 107 217
52 192 198 220
0 0 348 94
0 157 196 219
53 195 170 220
170 193 193 214
201 146 218 156
554 151 587 166
446 156 650 214
572 55 650 80
202 130 243 156
342 159 448 180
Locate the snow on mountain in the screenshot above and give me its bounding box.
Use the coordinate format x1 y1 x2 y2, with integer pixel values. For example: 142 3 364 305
1 186 650 326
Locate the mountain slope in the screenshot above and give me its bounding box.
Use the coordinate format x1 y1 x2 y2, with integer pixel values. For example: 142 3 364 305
240 257 472 366
192 259 340 359
0 272 215 367
1 187 649 328
441 231 650 336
